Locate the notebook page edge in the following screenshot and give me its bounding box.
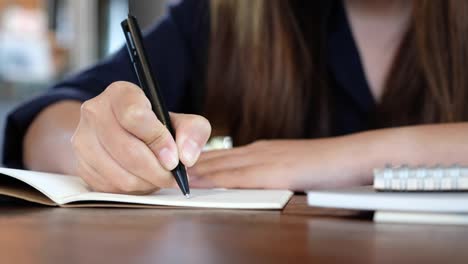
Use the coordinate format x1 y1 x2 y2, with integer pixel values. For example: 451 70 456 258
0 167 90 205
64 189 294 209
307 186 468 213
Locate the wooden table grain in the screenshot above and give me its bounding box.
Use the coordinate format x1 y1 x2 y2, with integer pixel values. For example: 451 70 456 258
1 195 468 264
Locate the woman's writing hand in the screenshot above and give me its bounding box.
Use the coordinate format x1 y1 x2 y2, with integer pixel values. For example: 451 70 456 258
188 139 368 191
71 81 211 194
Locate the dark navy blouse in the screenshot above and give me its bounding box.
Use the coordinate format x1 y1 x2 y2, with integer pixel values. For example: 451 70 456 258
2 0 374 168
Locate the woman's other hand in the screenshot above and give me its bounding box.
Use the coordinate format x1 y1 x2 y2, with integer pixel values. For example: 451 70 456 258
188 138 369 191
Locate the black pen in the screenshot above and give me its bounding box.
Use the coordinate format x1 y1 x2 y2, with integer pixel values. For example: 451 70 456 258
121 15 190 198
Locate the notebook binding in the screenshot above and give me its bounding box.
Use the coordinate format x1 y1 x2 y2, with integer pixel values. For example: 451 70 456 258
375 164 465 191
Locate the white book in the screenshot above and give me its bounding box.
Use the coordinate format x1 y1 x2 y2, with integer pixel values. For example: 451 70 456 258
307 186 468 213
0 167 293 209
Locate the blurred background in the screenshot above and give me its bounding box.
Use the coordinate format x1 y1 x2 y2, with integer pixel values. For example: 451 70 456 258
0 0 172 163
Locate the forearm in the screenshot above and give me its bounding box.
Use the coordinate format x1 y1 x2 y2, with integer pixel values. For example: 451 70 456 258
348 123 468 184
23 101 81 174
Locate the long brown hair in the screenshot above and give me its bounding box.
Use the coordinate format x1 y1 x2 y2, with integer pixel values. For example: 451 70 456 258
205 0 468 146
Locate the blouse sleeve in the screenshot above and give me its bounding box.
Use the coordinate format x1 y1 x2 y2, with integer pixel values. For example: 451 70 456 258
2 0 209 168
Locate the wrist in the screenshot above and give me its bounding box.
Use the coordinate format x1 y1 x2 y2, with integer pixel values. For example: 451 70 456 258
338 131 380 185
345 127 421 185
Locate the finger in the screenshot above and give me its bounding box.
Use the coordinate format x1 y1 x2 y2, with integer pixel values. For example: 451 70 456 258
199 140 278 163
72 125 158 194
189 149 256 178
107 81 179 170
84 98 175 188
197 144 255 164
72 122 117 192
190 164 277 189
171 113 211 167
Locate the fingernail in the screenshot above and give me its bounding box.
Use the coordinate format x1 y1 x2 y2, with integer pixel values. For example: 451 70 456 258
182 139 200 166
159 148 178 170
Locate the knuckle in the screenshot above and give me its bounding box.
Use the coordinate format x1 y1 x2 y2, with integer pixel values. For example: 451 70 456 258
120 104 147 129
107 81 142 96
80 99 105 120
107 81 131 92
80 100 96 117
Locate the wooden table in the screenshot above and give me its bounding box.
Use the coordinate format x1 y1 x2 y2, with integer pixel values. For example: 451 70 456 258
1 195 467 264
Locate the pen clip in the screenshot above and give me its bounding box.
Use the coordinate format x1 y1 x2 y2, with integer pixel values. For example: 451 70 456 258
121 20 138 63
121 19 144 86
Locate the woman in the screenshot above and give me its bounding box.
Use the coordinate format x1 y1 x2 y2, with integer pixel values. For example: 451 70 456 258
4 0 468 193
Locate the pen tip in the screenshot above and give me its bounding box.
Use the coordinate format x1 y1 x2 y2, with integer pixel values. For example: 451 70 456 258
185 193 191 199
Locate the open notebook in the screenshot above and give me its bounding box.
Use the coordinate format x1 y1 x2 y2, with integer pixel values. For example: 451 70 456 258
0 168 293 209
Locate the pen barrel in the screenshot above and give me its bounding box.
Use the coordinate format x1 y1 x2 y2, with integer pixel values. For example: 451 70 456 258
135 57 175 136
122 15 190 196
122 18 176 136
